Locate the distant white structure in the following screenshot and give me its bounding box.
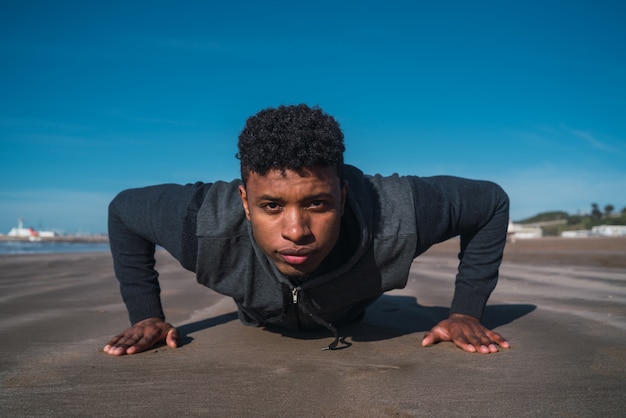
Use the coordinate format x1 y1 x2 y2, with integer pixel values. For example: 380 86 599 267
592 225 626 237
38 230 57 238
7 218 57 240
507 222 543 241
561 225 626 237
7 218 38 238
561 230 594 238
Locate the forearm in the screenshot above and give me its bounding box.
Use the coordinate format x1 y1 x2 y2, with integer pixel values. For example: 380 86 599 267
108 192 165 324
411 176 509 319
450 181 509 318
107 183 209 324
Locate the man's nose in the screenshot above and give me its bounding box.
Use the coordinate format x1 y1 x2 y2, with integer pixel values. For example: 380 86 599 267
281 209 312 243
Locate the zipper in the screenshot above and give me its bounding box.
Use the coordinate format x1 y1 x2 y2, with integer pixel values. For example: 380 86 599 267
291 287 302 330
290 286 341 350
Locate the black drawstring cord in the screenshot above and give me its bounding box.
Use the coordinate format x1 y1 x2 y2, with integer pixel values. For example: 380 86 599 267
296 290 342 350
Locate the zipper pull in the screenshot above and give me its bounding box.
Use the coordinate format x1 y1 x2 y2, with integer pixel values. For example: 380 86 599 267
292 287 298 304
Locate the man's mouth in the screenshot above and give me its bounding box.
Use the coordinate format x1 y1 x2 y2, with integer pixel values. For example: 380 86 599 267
279 248 313 265
281 254 309 265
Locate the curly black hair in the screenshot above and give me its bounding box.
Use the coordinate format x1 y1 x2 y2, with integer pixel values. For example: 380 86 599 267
236 104 345 183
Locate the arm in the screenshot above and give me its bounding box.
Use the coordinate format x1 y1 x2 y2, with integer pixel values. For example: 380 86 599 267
104 182 209 355
409 176 510 353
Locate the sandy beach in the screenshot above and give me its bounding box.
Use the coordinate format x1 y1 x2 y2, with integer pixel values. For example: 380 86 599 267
1 237 625 417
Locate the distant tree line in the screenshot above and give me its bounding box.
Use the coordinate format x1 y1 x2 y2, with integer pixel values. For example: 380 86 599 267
589 203 619 220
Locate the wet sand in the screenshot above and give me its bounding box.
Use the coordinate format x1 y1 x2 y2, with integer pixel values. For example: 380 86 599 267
1 238 625 417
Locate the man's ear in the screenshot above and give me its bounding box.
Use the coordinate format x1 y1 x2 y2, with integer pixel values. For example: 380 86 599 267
238 184 251 220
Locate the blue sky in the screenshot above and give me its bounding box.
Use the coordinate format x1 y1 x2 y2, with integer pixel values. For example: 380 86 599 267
1 1 625 234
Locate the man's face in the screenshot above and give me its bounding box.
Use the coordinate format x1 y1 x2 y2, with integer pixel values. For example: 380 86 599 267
239 166 347 277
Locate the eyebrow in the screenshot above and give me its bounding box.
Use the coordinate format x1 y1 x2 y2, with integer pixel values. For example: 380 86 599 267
257 192 335 202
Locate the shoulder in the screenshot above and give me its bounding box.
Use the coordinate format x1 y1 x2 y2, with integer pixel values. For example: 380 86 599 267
344 165 417 234
110 182 216 214
344 164 416 204
196 179 248 237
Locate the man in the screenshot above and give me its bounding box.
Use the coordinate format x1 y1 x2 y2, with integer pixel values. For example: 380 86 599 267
104 104 510 356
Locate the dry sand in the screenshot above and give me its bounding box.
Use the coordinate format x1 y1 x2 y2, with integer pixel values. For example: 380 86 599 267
428 235 626 269
1 237 625 417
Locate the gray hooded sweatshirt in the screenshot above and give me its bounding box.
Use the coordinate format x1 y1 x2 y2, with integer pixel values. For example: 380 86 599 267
108 165 509 346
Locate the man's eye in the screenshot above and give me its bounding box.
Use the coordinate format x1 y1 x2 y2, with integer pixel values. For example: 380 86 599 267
309 200 325 209
263 202 280 210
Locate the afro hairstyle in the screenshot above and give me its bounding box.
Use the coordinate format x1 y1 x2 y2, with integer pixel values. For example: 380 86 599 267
236 104 345 183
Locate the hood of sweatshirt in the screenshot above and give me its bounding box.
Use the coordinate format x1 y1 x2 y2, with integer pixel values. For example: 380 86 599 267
194 165 417 347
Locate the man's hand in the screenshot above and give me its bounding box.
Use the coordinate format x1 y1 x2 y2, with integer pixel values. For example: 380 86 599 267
103 317 179 356
422 313 510 354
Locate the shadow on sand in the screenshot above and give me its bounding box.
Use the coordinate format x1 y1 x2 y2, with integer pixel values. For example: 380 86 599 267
174 295 536 348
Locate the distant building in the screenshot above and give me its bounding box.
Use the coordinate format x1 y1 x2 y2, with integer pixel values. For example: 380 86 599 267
592 225 626 237
38 230 57 238
7 219 39 238
6 218 57 240
507 222 543 241
561 225 626 238
561 230 593 238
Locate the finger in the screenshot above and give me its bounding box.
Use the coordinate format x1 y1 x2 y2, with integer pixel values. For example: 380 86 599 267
103 334 124 351
166 327 179 348
125 333 160 355
105 343 131 356
468 333 505 354
476 335 496 354
108 341 138 355
487 331 511 349
477 335 502 353
105 331 151 355
104 336 137 355
454 339 478 353
449 328 485 353
421 331 436 347
477 344 491 354
125 342 148 355
421 324 451 347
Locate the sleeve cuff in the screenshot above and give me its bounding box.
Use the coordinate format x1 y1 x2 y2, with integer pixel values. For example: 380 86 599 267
450 286 491 319
123 292 165 324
